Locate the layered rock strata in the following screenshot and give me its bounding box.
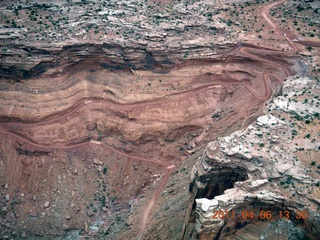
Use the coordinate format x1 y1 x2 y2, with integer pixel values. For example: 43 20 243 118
0 0 237 79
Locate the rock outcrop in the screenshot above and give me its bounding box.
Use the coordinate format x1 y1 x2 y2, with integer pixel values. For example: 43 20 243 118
189 76 320 240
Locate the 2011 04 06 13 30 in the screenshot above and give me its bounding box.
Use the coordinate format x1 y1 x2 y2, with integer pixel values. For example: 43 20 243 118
212 209 308 220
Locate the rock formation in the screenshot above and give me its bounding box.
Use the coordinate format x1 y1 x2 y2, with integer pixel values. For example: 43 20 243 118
188 75 320 240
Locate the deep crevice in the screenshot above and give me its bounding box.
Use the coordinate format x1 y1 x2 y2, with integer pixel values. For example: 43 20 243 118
195 166 248 199
184 166 249 239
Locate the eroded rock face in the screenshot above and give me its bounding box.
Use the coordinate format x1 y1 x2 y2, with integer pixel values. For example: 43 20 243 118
0 0 237 80
0 1 314 239
189 76 320 240
190 142 248 200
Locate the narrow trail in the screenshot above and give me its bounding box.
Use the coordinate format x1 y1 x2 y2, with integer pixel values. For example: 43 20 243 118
236 0 305 103
240 74 272 100
0 0 316 239
261 0 298 52
239 47 291 77
136 166 175 240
